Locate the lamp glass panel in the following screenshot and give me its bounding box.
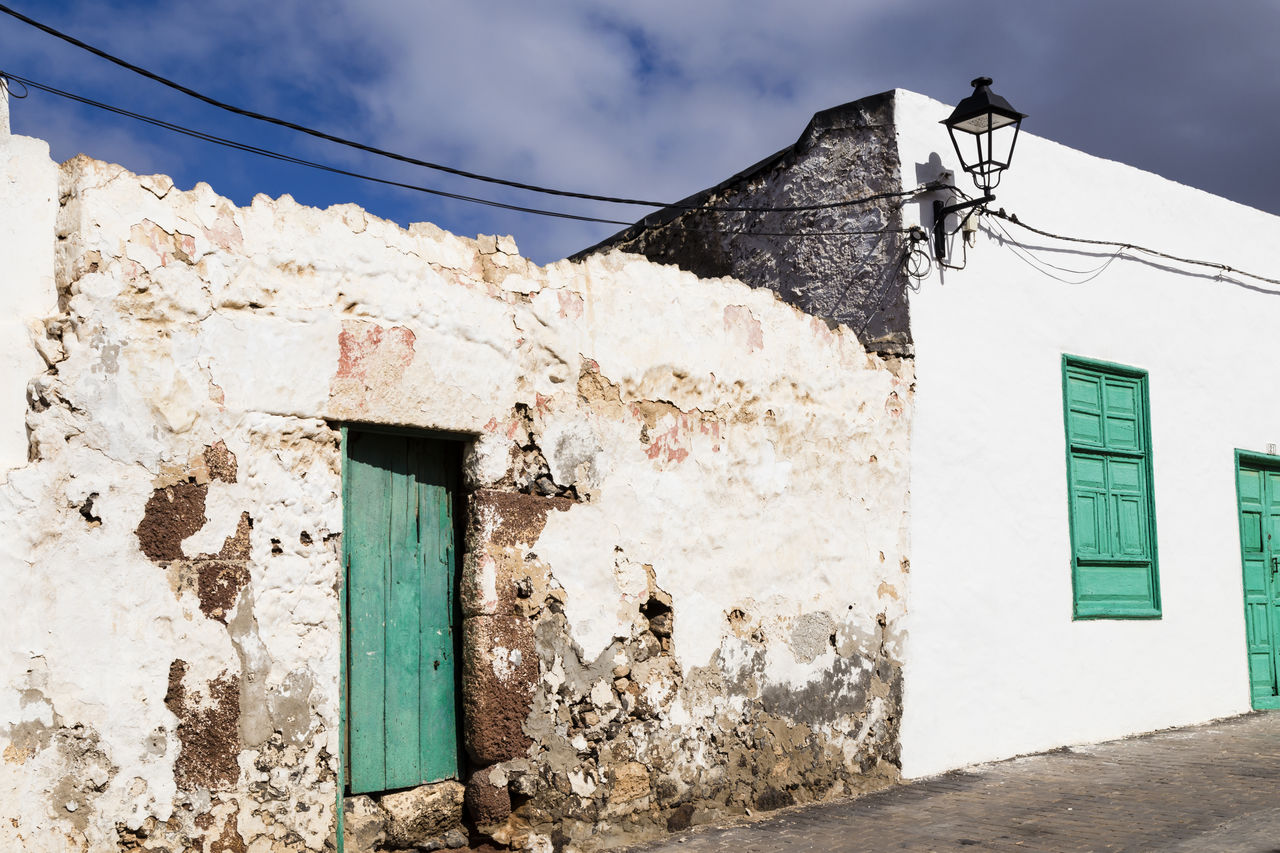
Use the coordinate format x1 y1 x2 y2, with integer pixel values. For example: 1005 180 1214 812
962 132 990 177
987 122 1018 167
951 110 1018 135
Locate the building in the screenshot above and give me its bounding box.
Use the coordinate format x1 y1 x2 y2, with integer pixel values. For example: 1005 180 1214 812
1 84 1277 852
588 86 1280 779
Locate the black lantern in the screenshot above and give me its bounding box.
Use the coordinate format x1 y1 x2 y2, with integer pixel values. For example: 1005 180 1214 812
943 76 1026 193
932 76 1025 261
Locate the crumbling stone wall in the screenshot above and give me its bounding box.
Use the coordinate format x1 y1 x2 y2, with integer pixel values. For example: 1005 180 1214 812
577 90 913 357
0 146 912 852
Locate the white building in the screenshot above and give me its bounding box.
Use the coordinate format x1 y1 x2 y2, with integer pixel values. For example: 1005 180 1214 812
1 82 1277 852
895 88 1280 776
590 85 1280 779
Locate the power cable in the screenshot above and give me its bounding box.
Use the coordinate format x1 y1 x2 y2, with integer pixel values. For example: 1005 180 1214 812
0 71 636 226
1 70 917 241
985 216 1122 284
989 209 1280 289
0 2 936 215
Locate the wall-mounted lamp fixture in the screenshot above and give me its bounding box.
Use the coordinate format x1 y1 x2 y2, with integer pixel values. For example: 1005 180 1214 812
934 76 1026 261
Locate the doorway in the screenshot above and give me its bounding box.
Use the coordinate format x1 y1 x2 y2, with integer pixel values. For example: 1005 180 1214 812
342 428 463 792
1236 452 1280 710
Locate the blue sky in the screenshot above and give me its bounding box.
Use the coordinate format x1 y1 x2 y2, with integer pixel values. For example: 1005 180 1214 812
3 1 1278 264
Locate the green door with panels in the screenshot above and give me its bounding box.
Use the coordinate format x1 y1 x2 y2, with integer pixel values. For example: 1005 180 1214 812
344 430 460 793
1237 458 1280 710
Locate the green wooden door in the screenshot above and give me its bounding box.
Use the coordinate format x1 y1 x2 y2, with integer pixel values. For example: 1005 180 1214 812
344 430 460 793
1237 460 1280 710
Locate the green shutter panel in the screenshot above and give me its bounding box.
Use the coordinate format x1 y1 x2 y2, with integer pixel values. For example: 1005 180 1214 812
1063 358 1160 618
1069 455 1108 557
345 431 459 794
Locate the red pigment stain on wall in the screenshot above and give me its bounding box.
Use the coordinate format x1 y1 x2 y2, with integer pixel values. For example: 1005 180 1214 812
646 415 692 465
557 290 585 319
129 219 201 267
138 220 172 266
483 416 524 440
810 316 837 346
331 323 417 411
698 419 723 452
335 324 416 383
723 305 764 353
202 205 244 253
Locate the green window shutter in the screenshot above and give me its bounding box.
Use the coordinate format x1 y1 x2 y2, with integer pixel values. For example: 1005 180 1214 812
1063 357 1161 618
344 430 460 794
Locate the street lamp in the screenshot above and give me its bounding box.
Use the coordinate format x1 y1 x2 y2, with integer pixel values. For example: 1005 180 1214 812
933 76 1026 260
944 76 1026 194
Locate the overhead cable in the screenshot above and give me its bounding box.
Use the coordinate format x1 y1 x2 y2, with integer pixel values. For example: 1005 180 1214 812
989 209 1280 288
985 216 1123 285
0 72 635 225
0 3 935 215
2 70 915 241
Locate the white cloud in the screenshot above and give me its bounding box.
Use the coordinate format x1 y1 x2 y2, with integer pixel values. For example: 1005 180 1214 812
2 0 1279 261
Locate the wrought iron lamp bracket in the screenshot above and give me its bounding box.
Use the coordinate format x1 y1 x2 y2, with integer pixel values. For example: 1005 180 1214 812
933 193 994 261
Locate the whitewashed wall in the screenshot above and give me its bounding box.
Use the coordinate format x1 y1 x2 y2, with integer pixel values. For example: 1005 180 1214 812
0 132 58 478
894 89 1280 777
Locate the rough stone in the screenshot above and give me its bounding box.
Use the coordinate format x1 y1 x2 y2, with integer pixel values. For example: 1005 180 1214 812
462 614 538 765
470 489 573 551
609 762 651 804
163 660 241 791
136 482 208 562
666 803 695 832
379 780 465 847
465 766 512 828
789 611 837 664
578 90 911 354
343 795 388 851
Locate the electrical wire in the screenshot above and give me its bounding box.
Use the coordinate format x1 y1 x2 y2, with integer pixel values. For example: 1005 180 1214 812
0 73 25 98
985 216 1122 284
0 71 636 225
2 70 918 241
987 218 1117 276
989 209 1280 289
0 3 935 215
656 224 914 237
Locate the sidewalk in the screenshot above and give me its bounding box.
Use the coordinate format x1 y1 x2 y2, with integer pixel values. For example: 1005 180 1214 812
628 712 1280 852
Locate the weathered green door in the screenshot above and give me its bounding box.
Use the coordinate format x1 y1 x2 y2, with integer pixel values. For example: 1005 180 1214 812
344 430 460 793
1237 459 1280 710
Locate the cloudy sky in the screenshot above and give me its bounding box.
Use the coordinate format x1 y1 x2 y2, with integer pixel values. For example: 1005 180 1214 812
1 1 1277 263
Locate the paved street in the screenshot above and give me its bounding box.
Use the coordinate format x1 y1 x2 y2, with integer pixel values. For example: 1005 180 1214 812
629 713 1280 852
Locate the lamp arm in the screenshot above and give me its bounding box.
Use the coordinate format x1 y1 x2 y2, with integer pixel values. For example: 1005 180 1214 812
933 193 994 261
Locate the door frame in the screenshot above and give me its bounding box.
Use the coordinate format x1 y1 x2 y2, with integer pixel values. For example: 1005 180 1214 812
1234 449 1280 710
337 423 469 824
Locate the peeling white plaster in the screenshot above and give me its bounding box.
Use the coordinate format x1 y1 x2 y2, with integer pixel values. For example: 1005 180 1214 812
0 135 59 480
1 140 910 851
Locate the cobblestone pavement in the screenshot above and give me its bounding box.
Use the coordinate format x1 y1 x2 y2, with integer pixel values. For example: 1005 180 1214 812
628 712 1280 852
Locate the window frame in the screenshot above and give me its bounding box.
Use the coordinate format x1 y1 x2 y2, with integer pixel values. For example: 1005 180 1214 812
1061 354 1162 620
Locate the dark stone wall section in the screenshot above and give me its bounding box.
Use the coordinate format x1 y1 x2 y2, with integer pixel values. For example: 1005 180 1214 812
577 91 913 356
